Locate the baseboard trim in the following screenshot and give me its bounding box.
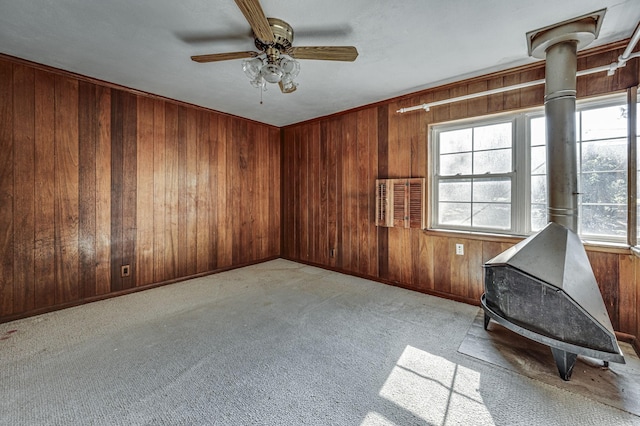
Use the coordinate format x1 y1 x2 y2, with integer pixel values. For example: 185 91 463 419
281 256 481 306
0 256 279 325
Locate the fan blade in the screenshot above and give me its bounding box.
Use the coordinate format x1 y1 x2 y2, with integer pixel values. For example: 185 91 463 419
289 46 358 61
234 0 275 44
191 51 258 63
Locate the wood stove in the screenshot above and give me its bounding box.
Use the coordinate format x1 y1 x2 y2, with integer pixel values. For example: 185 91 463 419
482 10 625 380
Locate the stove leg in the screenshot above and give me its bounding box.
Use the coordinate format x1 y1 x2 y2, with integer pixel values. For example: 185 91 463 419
483 312 491 330
550 347 577 381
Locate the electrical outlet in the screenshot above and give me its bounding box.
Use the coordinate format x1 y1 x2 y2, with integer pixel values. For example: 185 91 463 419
121 264 130 277
455 243 464 256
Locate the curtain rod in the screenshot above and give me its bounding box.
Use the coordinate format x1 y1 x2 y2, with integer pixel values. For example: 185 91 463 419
397 23 640 115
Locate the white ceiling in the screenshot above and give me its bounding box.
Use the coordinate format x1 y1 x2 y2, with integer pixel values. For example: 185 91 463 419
1 1 639 127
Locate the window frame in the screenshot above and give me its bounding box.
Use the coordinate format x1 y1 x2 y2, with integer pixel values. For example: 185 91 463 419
431 114 520 234
429 92 634 245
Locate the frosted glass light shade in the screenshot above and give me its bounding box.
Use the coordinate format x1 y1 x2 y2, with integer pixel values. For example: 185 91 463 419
260 63 283 83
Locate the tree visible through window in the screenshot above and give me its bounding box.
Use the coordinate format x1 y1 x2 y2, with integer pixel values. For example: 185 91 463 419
530 104 628 240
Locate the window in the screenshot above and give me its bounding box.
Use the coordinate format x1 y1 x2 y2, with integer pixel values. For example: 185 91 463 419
432 120 514 232
431 94 637 244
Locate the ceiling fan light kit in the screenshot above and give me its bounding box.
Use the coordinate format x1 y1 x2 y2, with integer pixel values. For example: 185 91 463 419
191 0 358 94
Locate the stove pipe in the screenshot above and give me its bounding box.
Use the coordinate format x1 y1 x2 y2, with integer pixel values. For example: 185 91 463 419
545 39 579 231
482 11 625 381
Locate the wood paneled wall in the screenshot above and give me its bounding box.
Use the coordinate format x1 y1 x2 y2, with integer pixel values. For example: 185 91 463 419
0 56 281 322
282 43 640 339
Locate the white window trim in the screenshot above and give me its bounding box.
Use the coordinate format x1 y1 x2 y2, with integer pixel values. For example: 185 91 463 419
429 93 632 244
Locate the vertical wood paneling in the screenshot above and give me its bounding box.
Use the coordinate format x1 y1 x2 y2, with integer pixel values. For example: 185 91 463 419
367 109 379 277
208 113 219 270
619 254 637 334
136 96 154 286
216 115 232 268
196 110 211 273
467 81 488 116
519 68 544 108
416 232 434 291
450 239 469 298
449 85 468 121
270 126 281 257
292 127 301 260
334 118 343 269
95 86 111 296
34 69 56 307
110 89 124 292
13 64 35 313
164 103 179 279
234 120 249 264
1 56 281 323
377 105 389 280
0 60 13 316
503 73 521 111
78 81 97 298
357 109 370 276
309 123 320 263
487 76 505 113
588 251 620 330
282 125 292 258
185 108 198 275
152 99 166 283
299 125 309 261
121 92 137 289
467 239 484 301
319 122 329 264
349 115 360 271
54 75 79 303
177 106 188 277
246 122 257 261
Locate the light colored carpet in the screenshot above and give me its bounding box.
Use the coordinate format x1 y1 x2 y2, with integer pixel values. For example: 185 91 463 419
0 259 638 425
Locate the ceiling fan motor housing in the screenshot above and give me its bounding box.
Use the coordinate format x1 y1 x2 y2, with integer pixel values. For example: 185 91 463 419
255 18 294 53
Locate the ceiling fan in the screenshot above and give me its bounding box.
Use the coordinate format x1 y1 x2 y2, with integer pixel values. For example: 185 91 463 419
191 0 358 93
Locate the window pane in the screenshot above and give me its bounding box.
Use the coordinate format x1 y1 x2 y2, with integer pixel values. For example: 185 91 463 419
581 204 626 237
581 105 627 141
531 175 547 204
438 179 471 202
580 171 626 204
531 146 546 175
440 152 472 175
531 204 547 232
474 148 512 174
474 122 512 150
472 203 511 229
473 179 511 203
581 139 626 173
530 101 629 240
439 202 471 226
440 128 472 154
530 117 546 147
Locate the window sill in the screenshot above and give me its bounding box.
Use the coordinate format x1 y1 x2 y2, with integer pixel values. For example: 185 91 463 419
424 228 635 255
423 228 524 244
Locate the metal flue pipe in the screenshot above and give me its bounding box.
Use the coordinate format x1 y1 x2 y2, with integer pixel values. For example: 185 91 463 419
544 40 579 231
527 11 604 232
